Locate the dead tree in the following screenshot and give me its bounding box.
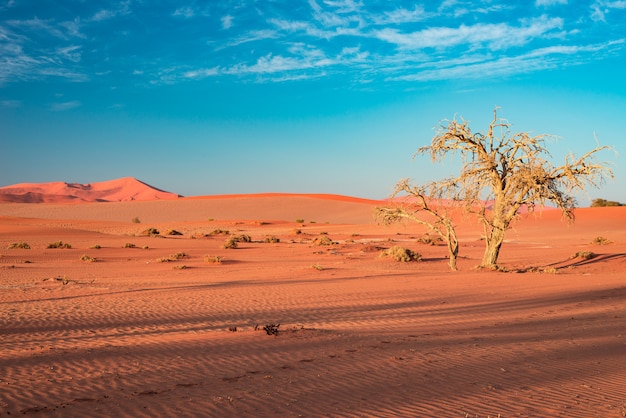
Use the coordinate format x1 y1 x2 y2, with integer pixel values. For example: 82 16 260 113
417 108 613 269
376 179 460 271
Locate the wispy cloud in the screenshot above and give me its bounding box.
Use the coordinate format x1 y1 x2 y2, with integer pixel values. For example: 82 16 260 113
221 15 233 29
536 0 567 6
49 100 81 111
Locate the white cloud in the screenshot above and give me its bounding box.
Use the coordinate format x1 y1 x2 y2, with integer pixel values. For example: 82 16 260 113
183 67 219 79
49 101 81 111
372 16 564 51
57 45 81 63
536 0 567 6
1 99 21 108
173 7 195 18
221 15 233 30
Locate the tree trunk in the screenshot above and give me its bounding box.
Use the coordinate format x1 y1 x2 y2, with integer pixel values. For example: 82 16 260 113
481 225 506 268
448 239 459 271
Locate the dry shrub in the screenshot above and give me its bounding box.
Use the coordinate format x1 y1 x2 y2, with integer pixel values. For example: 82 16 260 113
211 228 230 235
204 255 222 264
417 233 444 246
311 236 334 246
264 235 280 243
141 227 160 236
80 254 96 262
166 229 183 236
158 252 188 262
380 246 421 262
573 251 596 260
591 236 612 245
124 243 136 248
47 241 72 249
7 242 30 249
223 237 238 249
232 234 252 243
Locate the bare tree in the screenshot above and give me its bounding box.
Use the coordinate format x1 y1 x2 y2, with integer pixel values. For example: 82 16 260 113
376 179 460 271
417 108 613 269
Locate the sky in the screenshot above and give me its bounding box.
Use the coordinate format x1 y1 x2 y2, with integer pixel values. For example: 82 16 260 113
1 0 625 204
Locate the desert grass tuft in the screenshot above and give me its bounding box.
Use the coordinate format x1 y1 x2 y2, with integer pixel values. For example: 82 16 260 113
223 237 239 249
124 243 137 248
7 242 30 249
80 254 97 262
311 236 334 246
141 227 160 236
204 255 222 264
264 235 280 243
573 251 596 260
47 241 72 249
591 236 612 245
380 246 421 262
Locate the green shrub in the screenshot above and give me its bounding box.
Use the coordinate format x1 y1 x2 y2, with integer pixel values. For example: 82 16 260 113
380 246 421 262
7 242 30 249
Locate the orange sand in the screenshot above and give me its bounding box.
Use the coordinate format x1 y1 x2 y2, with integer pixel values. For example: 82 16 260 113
1 191 625 417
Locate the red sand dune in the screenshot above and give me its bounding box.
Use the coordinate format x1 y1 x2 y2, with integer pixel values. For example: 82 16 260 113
0 177 180 203
1 189 625 417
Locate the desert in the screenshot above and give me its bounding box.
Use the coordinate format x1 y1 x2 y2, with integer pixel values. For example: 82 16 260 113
1 179 625 417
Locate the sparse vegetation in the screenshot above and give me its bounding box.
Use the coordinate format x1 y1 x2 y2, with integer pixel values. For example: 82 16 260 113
124 243 137 248
158 252 188 262
591 236 612 245
47 241 72 249
7 242 30 249
80 254 96 262
573 251 596 260
211 228 230 235
311 236 334 246
132 217 141 224
204 255 222 264
295 219 305 224
264 235 280 243
89 244 102 249
232 234 252 243
591 198 623 207
223 237 239 249
311 263 324 271
380 246 422 262
166 229 183 236
141 227 160 236
417 233 444 246
172 265 188 270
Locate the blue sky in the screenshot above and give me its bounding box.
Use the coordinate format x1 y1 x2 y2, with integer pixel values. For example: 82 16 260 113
1 0 625 203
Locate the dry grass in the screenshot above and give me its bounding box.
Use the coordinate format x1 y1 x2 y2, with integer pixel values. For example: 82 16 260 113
264 235 280 243
47 241 72 249
7 242 30 249
204 255 222 264
591 236 612 245
380 246 421 262
311 236 334 246
80 254 97 262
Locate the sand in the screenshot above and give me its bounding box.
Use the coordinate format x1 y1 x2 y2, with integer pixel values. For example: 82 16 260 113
1 194 625 417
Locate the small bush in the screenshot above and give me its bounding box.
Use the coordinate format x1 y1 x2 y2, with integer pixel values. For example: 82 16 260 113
166 229 183 236
311 263 324 271
204 255 222 264
47 241 72 249
591 198 624 207
264 235 280 243
132 217 141 224
417 233 443 246
90 244 102 249
141 227 160 236
380 246 421 262
573 251 596 260
295 219 305 224
80 254 96 262
173 265 188 270
7 242 30 249
223 237 238 249
292 229 303 235
124 243 137 248
211 228 230 235
311 236 334 246
591 236 612 245
232 234 252 243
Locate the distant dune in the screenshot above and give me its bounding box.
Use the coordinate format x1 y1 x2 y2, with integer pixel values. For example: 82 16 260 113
0 177 181 203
